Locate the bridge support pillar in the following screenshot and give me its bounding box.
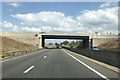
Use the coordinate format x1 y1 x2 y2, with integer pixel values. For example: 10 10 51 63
38 35 43 48
90 38 93 48
41 38 45 48
83 38 89 49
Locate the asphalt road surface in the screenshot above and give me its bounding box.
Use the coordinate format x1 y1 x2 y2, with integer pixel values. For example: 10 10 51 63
2 49 119 79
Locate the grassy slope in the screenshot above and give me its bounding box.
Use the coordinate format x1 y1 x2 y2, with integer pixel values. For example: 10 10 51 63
1 36 37 55
98 39 119 49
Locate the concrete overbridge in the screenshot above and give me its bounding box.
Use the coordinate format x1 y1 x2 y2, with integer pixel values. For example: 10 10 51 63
36 34 118 49
41 35 89 48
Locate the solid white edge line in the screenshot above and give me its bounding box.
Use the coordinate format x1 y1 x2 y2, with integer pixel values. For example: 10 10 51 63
62 49 109 80
23 66 34 74
1 49 48 62
44 56 47 58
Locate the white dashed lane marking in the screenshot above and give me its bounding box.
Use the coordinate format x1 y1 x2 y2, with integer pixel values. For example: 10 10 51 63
44 56 47 59
23 66 34 74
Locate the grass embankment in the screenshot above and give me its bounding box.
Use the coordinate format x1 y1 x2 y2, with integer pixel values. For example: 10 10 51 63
0 36 38 57
98 39 120 50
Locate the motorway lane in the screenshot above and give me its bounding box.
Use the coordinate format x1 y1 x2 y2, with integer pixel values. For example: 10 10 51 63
22 49 101 78
2 49 118 79
2 49 50 78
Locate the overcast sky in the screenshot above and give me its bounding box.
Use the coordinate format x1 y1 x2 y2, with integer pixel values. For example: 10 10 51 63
1 2 118 35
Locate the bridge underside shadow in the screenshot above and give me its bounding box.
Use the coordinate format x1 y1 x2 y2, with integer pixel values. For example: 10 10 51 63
41 35 89 49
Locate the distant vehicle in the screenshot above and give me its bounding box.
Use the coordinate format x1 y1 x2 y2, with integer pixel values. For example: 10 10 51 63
73 47 77 49
65 46 70 48
92 47 99 50
70 46 73 48
56 46 59 48
45 45 56 49
59 46 62 48
45 47 48 49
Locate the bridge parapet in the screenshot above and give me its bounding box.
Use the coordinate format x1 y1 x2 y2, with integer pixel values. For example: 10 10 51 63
37 34 118 48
